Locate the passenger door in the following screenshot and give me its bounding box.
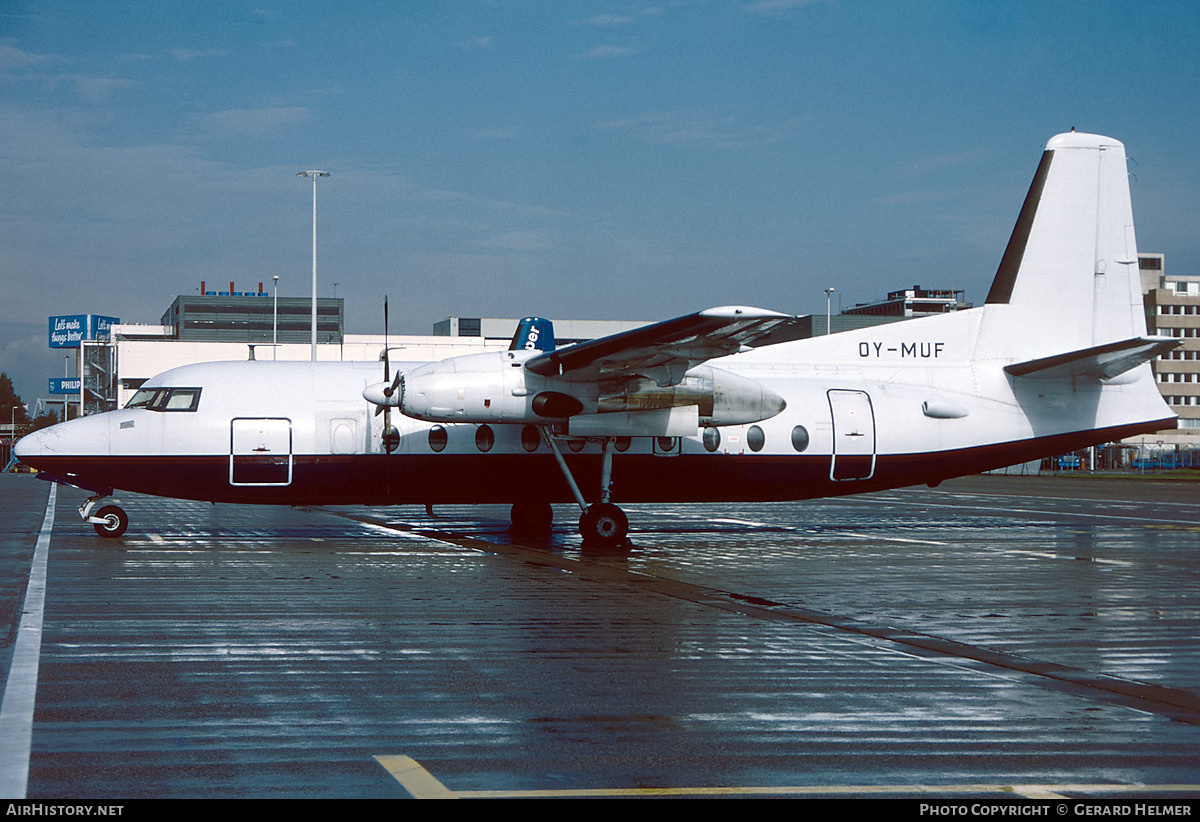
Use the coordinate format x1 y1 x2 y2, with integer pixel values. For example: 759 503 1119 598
828 390 875 481
230 417 293 486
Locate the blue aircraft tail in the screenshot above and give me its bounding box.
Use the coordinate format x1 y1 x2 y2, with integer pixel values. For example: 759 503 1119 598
510 317 555 352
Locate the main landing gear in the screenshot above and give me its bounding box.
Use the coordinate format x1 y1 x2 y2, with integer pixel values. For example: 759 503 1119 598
81 494 129 538
510 500 554 536
537 428 630 549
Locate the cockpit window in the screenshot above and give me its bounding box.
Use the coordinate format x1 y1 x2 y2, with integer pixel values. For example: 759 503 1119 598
126 388 159 408
125 387 202 412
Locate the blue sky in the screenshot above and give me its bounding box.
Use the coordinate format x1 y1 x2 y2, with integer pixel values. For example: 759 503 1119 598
2 0 1199 404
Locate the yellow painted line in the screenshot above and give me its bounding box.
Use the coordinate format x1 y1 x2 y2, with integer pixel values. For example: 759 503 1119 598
374 756 1200 799
373 756 456 799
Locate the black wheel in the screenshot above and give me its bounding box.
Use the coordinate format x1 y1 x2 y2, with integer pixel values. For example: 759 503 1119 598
579 503 628 547
92 505 128 538
510 501 553 535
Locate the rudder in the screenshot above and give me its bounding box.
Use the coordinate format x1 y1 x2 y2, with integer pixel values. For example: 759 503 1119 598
977 132 1146 360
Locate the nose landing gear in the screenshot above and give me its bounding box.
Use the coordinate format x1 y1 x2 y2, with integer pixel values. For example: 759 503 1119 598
91 505 129 538
81 494 128 538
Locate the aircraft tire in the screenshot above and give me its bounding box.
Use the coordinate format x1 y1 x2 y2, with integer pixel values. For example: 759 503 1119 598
92 505 129 539
579 503 628 547
510 501 553 535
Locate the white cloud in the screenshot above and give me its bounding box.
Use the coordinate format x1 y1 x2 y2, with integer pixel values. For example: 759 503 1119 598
200 106 313 137
742 0 826 16
455 36 493 50
471 126 520 140
0 41 54 71
573 44 638 60
897 149 991 177
475 229 553 251
593 110 806 149
576 14 636 28
168 48 226 61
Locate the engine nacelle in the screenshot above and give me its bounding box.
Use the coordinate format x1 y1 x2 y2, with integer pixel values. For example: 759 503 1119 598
363 353 785 428
375 350 584 424
598 365 785 427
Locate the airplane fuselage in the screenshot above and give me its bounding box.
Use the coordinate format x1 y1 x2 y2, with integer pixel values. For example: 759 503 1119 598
18 304 1173 510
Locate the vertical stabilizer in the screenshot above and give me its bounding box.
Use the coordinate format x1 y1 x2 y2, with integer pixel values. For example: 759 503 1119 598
510 317 556 352
977 132 1146 360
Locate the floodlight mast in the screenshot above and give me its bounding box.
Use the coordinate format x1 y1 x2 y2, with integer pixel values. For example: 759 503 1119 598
272 275 280 360
297 170 330 361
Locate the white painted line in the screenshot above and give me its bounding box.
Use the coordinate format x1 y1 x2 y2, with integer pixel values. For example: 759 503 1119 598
913 496 1200 527
0 483 56 799
702 515 948 546
830 531 948 547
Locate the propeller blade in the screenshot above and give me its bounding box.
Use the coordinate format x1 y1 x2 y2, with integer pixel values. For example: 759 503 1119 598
383 295 390 382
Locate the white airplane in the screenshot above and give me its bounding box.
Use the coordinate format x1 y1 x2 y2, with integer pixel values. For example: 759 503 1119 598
15 132 1179 546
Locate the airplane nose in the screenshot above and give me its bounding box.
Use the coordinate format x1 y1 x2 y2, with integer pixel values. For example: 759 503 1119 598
13 426 53 463
13 415 111 469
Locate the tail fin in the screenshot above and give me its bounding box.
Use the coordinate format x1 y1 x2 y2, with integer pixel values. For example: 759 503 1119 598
977 132 1148 360
510 317 555 352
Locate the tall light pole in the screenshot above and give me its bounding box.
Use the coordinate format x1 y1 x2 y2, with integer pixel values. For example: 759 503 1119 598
824 287 835 335
297 170 329 361
272 275 280 360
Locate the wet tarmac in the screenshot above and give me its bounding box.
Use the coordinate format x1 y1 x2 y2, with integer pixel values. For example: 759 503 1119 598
1 472 1198 799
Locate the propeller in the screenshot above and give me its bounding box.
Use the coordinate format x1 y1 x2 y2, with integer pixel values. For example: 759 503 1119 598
374 297 402 403
376 296 400 453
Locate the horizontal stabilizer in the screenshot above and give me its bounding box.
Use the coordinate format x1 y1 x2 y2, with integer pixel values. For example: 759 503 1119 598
1004 336 1179 381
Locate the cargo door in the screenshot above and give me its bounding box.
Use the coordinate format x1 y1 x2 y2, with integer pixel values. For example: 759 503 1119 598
230 417 293 486
828 390 875 481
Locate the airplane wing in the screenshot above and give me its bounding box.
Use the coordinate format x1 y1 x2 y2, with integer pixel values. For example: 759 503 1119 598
524 306 795 385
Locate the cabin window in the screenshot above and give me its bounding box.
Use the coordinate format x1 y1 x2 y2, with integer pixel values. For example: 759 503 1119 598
791 425 810 452
521 424 541 452
614 437 632 452
475 425 494 453
747 425 765 452
428 425 448 452
125 387 201 412
703 427 721 453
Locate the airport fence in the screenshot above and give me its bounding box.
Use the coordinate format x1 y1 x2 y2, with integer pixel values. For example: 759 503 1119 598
1043 444 1200 474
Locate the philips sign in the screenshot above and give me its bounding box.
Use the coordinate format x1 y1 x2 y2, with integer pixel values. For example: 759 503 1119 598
49 314 120 348
50 378 82 394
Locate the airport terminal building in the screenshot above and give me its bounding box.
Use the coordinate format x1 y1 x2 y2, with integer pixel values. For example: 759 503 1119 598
1142 254 1200 443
